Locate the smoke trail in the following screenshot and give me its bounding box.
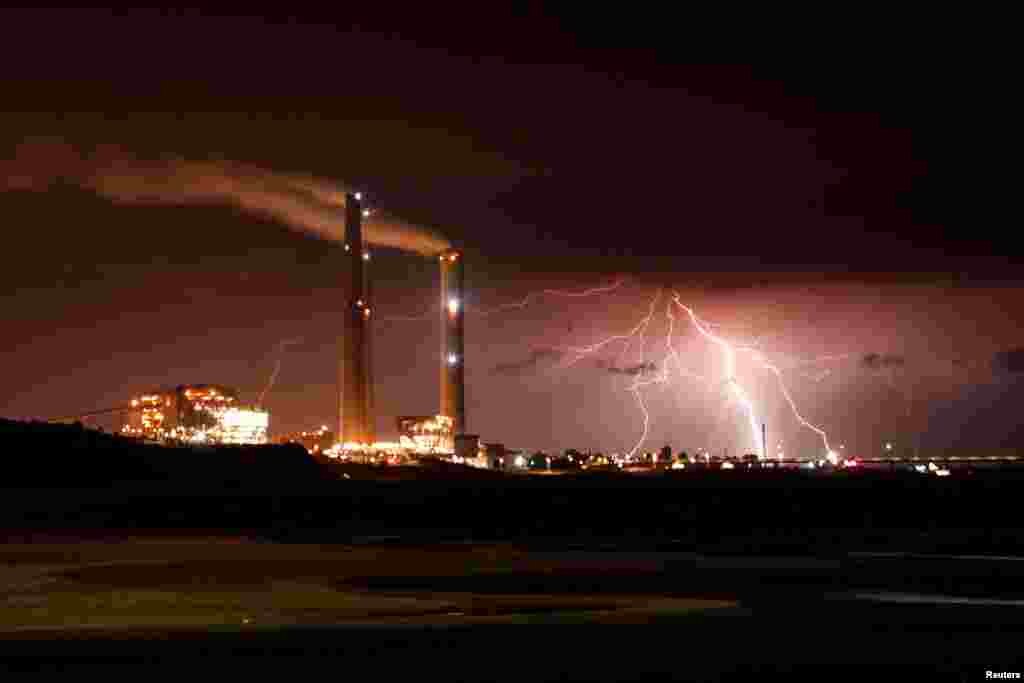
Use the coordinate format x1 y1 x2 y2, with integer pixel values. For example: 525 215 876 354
1 139 450 256
258 338 305 407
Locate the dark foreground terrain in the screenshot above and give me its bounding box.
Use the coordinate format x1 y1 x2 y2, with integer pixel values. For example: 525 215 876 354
2 419 1024 679
2 607 1021 681
1 539 1022 680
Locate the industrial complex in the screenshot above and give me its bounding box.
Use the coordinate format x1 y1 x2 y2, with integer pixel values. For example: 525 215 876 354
328 191 483 463
120 384 269 445
107 191 488 464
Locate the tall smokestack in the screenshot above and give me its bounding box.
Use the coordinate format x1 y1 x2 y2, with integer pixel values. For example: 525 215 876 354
363 241 374 445
339 192 374 446
440 249 466 435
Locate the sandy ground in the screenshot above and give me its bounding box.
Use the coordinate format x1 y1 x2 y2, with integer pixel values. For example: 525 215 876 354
0 538 738 631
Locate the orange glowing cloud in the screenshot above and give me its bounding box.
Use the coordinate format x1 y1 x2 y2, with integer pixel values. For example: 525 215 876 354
1 139 450 256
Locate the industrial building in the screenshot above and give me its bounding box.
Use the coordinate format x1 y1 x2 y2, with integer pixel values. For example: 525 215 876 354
396 415 454 454
121 384 269 445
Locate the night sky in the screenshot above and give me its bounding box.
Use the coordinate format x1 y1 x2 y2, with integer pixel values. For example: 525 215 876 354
1 9 1021 457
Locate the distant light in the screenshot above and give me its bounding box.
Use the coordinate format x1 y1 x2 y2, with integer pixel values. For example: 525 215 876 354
344 244 350 252
362 209 370 218
363 252 370 261
721 462 735 470
356 299 363 307
447 353 458 366
448 297 460 315
354 192 362 201
885 443 893 451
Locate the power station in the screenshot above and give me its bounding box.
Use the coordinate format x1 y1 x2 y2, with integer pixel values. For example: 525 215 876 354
337 194 469 458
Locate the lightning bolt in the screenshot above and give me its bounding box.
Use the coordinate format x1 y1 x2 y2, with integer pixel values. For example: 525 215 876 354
258 338 305 407
663 297 712 388
743 347 833 457
482 281 844 463
622 295 676 459
382 276 628 322
672 295 763 458
468 276 628 317
551 289 765 459
557 289 661 370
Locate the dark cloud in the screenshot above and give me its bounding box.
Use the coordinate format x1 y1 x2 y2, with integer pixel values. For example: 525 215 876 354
490 349 565 376
595 360 658 376
993 348 1024 375
492 353 659 378
861 353 906 370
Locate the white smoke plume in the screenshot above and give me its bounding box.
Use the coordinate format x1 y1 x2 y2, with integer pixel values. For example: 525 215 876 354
1 139 451 256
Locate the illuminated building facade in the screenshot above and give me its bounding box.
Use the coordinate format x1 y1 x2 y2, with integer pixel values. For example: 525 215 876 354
396 415 454 454
121 384 269 445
